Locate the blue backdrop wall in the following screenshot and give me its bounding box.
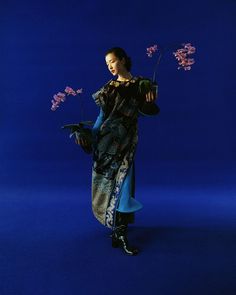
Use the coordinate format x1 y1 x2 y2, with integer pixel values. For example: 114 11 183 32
1 0 235 190
0 1 236 294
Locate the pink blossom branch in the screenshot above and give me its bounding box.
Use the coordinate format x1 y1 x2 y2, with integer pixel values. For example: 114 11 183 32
51 86 83 111
146 42 196 81
146 44 158 57
173 43 196 71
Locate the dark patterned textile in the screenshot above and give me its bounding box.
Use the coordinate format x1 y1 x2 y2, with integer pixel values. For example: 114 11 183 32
91 76 159 229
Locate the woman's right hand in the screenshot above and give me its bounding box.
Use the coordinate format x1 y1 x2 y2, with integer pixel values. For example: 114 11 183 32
75 135 89 147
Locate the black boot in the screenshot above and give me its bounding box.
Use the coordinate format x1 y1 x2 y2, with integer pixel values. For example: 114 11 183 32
111 224 139 256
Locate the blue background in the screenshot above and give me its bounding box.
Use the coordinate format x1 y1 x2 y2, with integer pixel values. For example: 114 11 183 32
1 0 235 294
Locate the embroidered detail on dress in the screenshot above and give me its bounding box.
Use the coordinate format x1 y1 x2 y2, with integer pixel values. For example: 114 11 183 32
91 77 144 228
105 139 137 229
91 79 113 107
109 77 138 88
105 158 129 228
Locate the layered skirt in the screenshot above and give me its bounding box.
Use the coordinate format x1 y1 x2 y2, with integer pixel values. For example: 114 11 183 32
91 109 143 229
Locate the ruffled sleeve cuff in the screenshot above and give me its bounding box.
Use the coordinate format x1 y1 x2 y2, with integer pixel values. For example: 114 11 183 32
91 79 113 107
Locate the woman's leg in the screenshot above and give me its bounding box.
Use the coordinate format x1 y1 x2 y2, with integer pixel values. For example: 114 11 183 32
111 161 141 255
112 211 139 255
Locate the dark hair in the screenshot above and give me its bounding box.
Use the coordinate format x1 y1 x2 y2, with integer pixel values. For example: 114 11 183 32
105 47 132 71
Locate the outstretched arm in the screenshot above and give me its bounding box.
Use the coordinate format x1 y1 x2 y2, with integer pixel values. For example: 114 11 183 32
138 79 160 116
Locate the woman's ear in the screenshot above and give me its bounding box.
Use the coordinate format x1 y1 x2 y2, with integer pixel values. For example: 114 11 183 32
121 57 126 65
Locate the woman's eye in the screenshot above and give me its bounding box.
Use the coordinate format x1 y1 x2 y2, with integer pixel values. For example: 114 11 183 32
106 60 115 67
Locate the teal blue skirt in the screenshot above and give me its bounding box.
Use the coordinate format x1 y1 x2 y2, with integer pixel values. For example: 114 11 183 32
116 161 143 213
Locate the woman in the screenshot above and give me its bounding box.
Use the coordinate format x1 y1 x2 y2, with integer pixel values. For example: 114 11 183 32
77 47 159 255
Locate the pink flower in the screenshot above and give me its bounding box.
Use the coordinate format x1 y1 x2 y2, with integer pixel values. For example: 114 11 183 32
57 92 66 98
56 92 66 102
51 85 83 111
51 99 59 111
183 66 191 71
65 86 76 96
53 94 61 102
76 88 83 94
51 105 58 111
146 44 158 57
173 43 196 71
146 41 196 81
184 43 196 54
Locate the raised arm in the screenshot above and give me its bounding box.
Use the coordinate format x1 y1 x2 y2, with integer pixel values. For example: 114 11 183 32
138 78 160 117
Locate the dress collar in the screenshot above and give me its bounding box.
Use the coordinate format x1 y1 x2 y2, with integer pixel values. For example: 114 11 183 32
109 76 140 87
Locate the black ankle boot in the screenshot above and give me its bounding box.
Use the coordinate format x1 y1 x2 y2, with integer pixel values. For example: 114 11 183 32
112 225 139 256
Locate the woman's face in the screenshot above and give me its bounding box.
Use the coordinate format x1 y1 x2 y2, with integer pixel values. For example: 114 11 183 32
105 52 126 76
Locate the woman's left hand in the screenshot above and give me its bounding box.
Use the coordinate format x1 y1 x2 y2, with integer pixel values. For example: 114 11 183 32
145 90 156 102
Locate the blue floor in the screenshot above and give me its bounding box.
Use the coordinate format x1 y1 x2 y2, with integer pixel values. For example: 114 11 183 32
0 161 235 295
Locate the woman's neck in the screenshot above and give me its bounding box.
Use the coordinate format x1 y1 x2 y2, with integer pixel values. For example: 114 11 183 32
117 72 133 81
